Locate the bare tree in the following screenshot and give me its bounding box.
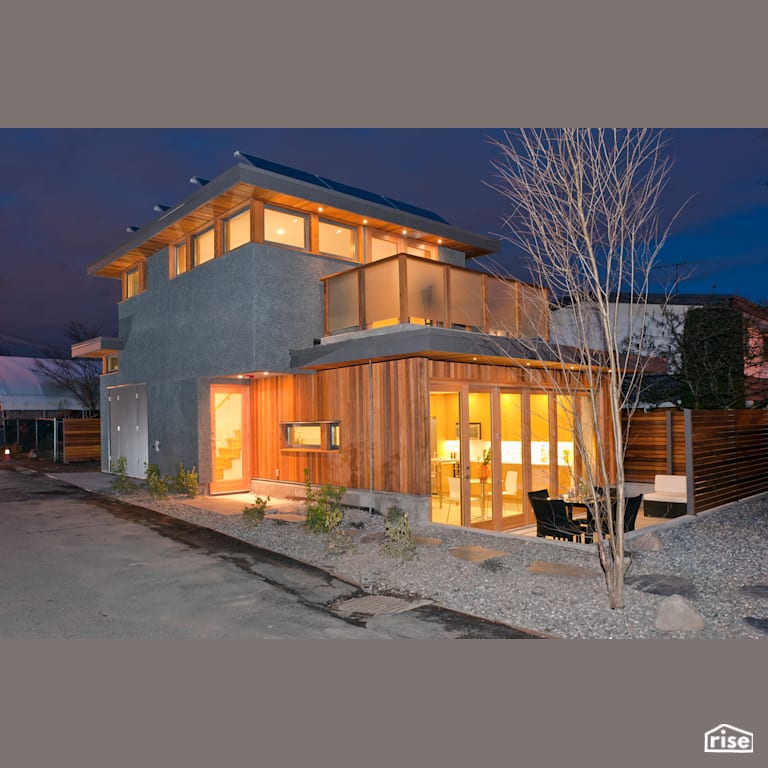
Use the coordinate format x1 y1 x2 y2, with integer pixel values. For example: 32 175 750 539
33 321 101 416
486 129 683 609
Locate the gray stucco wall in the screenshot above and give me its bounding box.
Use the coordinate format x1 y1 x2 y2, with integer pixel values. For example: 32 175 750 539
103 242 348 483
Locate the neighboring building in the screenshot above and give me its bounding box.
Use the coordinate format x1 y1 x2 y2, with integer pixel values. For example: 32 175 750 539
0 355 90 453
0 356 87 417
74 151 613 532
551 293 768 408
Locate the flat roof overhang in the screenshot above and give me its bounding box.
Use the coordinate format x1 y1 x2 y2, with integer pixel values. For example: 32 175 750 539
89 162 500 279
289 326 571 371
71 336 124 359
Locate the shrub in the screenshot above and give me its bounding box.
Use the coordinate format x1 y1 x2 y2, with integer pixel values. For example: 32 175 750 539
380 505 416 561
110 456 135 493
243 495 271 524
144 462 170 498
303 468 345 535
173 463 199 498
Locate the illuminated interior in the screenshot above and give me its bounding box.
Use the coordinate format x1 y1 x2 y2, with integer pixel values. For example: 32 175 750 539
430 388 592 532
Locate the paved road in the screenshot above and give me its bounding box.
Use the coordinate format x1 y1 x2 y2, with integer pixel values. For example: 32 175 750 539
0 467 536 639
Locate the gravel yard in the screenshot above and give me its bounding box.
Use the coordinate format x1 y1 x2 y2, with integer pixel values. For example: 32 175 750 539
111 486 768 639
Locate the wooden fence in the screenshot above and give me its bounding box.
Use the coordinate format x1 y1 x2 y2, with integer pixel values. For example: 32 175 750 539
624 409 768 513
62 418 101 463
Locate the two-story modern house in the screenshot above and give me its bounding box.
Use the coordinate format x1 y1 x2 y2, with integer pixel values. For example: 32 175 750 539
74 151 614 532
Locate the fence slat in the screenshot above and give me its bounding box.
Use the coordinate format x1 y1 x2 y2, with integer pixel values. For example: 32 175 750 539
63 418 101 463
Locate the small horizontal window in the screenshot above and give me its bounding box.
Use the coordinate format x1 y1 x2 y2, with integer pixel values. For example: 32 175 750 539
282 421 341 451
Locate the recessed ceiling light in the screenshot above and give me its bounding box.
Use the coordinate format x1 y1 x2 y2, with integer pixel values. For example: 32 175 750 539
318 207 323 212
362 219 368 225
277 228 285 235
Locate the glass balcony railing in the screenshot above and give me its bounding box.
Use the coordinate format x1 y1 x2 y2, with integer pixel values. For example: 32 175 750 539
322 253 549 339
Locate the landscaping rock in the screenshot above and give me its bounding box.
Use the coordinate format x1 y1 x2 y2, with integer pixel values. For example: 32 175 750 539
655 595 705 632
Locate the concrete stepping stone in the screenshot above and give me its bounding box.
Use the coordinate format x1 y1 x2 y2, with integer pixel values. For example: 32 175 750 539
448 545 509 563
528 560 601 578
743 616 768 634
740 585 768 600
626 573 697 598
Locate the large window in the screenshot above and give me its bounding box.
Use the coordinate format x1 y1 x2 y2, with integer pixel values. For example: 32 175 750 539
319 220 356 259
193 227 215 266
224 208 250 252
264 206 307 249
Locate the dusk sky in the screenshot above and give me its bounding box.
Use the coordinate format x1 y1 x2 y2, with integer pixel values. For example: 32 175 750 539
1 128 766 356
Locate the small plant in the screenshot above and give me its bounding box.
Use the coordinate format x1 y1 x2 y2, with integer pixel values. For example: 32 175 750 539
173 463 199 498
380 505 417 561
144 462 170 498
303 468 345 534
243 494 271 524
110 456 135 493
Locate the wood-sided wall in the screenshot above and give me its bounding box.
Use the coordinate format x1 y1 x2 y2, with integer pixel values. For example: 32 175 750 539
250 358 431 495
249 357 614 498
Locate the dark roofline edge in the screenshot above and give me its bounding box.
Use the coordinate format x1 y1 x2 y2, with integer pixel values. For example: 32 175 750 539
88 157 499 275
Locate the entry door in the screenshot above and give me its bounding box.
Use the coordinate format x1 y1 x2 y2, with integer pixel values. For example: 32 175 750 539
210 384 251 494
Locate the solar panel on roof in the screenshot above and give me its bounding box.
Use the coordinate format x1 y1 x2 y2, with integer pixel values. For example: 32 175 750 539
234 150 448 224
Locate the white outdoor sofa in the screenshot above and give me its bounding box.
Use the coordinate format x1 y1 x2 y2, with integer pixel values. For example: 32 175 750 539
643 474 688 518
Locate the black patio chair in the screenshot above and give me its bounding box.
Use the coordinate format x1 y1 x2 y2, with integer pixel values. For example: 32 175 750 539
529 496 587 543
622 494 643 532
527 488 549 503
589 493 644 536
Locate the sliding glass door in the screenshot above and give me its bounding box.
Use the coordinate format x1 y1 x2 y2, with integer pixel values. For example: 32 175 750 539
430 385 591 532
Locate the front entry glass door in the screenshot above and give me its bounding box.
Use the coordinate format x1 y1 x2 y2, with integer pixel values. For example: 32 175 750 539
210 384 250 494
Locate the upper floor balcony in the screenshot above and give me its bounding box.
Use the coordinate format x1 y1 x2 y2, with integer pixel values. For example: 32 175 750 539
321 253 549 340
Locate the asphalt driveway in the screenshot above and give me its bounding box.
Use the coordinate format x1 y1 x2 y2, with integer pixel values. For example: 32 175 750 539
0 467 534 639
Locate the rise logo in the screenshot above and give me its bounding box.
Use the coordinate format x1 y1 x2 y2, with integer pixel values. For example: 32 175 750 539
704 724 754 754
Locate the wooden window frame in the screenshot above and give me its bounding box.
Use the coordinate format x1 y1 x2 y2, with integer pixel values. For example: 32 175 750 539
123 262 146 300
223 206 252 253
